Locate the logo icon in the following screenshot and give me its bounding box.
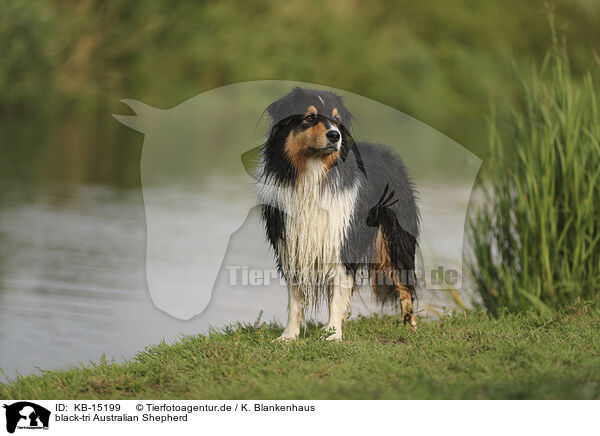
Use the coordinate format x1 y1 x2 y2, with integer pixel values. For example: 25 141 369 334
2 402 50 434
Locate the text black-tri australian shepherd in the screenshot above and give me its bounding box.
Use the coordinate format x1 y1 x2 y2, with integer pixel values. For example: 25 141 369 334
256 87 419 341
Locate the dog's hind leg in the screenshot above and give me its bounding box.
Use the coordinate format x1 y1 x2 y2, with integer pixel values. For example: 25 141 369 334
398 284 417 330
278 285 304 340
372 228 417 330
323 264 354 341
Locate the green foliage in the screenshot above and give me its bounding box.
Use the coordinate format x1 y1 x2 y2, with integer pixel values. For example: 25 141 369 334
0 0 57 113
1 307 599 399
1 0 600 152
468 44 600 316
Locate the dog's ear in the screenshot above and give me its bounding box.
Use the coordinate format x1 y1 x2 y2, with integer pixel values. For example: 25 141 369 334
266 87 305 125
266 90 295 124
266 97 287 124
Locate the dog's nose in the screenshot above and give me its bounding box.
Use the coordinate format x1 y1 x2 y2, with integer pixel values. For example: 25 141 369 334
326 130 340 143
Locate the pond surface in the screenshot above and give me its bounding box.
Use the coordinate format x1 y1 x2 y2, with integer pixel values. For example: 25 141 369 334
0 177 474 379
0 86 480 378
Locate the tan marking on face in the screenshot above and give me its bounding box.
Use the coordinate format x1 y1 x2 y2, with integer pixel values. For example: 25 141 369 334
284 131 306 178
283 105 342 179
323 108 342 169
284 121 329 179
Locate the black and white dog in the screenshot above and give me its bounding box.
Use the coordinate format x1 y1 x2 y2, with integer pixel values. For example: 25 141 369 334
256 88 419 340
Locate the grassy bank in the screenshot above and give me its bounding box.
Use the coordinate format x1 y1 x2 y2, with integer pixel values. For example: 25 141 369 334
1 307 599 399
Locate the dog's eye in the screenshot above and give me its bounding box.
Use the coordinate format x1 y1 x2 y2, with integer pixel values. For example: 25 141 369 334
304 114 315 124
333 116 341 124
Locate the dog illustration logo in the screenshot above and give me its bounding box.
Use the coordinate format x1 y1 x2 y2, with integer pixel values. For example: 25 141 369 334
3 402 50 434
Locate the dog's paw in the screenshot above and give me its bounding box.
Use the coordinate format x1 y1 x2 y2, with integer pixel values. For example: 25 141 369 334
403 313 418 332
409 320 417 332
325 332 343 341
273 332 298 342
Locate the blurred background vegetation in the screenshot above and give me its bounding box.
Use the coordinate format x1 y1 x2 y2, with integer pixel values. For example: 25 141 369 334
2 0 600 162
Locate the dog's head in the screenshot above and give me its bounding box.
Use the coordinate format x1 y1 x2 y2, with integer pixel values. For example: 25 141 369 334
264 88 353 174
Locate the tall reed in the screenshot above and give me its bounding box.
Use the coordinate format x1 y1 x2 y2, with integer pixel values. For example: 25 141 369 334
468 47 600 315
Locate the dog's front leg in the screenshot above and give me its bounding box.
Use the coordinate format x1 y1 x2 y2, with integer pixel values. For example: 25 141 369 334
324 265 353 341
278 285 304 340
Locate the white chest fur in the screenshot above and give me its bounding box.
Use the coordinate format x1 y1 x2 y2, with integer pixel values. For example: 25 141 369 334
257 159 359 297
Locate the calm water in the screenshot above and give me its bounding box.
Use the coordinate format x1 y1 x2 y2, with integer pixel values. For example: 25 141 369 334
0 177 473 379
0 86 480 378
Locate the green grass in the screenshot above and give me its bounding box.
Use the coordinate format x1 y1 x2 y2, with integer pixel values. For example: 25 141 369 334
2 307 599 399
468 41 600 316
